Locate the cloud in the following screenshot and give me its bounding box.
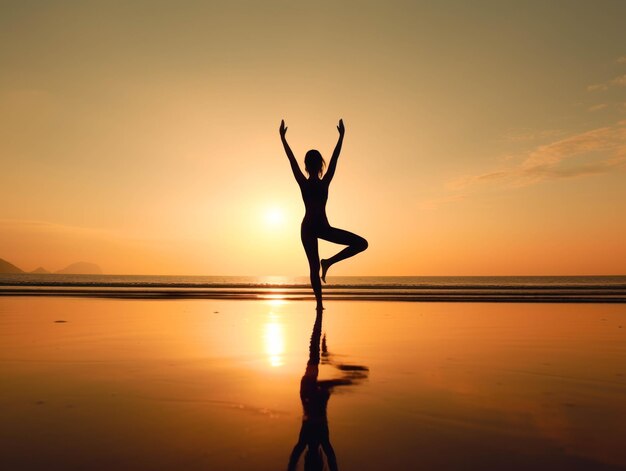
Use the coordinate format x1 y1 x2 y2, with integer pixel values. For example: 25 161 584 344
588 103 608 112
587 74 626 92
611 74 626 86
587 83 609 92
450 120 626 190
500 128 564 142
617 56 626 64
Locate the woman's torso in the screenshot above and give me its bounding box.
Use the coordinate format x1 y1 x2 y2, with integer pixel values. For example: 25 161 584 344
300 178 329 228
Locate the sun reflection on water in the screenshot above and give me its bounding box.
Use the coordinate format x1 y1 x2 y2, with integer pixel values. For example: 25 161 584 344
264 312 285 367
266 298 287 307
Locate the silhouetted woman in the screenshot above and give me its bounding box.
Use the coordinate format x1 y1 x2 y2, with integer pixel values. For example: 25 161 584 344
280 119 368 309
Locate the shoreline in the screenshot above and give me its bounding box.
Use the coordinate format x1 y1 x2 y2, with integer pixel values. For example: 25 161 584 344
1 286 625 302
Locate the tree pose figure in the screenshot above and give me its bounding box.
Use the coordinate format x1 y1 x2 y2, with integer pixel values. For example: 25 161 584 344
280 119 368 310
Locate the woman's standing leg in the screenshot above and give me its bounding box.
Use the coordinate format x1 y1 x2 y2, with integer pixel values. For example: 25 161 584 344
301 227 324 309
319 227 368 283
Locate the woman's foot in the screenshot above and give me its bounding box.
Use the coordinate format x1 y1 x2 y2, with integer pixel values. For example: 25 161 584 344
321 259 330 283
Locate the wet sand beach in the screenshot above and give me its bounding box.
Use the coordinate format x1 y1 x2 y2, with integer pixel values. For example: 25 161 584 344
1 297 625 470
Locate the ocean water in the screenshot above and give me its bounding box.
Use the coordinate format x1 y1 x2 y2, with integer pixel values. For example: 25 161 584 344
2 298 626 470
1 274 625 302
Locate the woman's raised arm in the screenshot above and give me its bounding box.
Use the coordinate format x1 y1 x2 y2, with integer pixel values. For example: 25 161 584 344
323 119 344 184
280 120 306 186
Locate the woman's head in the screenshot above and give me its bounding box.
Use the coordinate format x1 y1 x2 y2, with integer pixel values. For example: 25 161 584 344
304 150 326 178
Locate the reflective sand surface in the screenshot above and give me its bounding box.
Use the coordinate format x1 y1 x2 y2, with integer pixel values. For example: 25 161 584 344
1 298 625 470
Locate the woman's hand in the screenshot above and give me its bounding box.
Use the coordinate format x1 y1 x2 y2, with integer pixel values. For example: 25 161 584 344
337 119 345 137
280 119 288 138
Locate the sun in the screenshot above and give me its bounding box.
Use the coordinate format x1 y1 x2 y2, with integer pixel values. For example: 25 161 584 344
263 207 285 228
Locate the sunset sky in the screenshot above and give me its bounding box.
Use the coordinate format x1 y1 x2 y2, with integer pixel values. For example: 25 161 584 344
1 1 625 276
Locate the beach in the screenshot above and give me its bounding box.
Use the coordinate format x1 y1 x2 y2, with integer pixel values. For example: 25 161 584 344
1 297 625 470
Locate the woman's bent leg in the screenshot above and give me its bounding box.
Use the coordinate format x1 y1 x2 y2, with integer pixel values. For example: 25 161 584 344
301 229 324 309
319 227 368 282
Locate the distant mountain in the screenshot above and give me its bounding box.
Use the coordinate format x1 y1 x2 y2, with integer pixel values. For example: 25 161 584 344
55 262 102 275
0 258 103 275
0 258 24 274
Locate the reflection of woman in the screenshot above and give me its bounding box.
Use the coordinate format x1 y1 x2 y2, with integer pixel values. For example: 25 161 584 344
280 120 368 310
288 311 368 471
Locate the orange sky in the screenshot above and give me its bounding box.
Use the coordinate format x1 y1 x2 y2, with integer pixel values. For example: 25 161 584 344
1 2 625 276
